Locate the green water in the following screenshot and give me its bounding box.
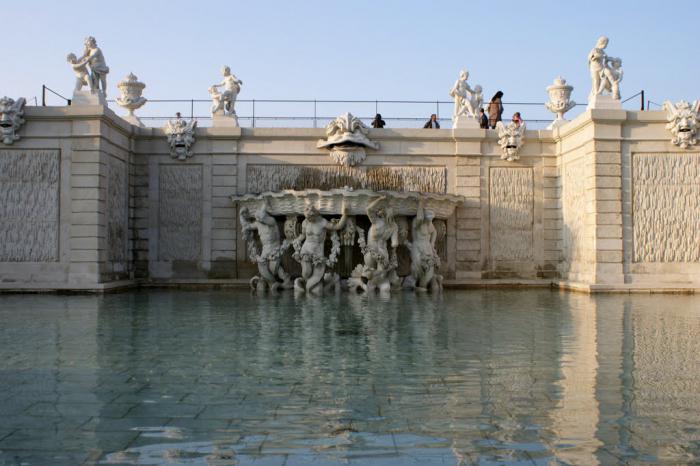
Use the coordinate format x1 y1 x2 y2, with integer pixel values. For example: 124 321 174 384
0 289 698 465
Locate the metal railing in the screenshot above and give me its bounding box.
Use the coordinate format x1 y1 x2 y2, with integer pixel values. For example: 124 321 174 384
40 85 649 129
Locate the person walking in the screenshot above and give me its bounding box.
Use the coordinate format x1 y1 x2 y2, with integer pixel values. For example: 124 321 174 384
479 108 489 129
488 91 504 129
371 113 386 128
423 114 440 129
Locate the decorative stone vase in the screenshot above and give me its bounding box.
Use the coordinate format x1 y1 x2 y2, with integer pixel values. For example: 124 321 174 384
545 77 576 129
116 73 147 127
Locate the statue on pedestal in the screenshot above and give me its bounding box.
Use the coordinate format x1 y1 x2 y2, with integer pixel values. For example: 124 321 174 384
293 204 348 293
210 66 242 126
588 36 623 103
67 36 109 105
450 70 483 128
407 198 442 292
240 200 292 291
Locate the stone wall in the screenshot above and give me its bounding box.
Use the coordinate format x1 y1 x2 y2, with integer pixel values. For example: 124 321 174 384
0 106 697 292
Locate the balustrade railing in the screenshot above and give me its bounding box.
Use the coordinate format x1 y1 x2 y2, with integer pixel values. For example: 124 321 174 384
39 85 649 129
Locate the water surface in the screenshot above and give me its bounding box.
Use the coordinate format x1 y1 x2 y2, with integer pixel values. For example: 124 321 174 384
0 289 699 465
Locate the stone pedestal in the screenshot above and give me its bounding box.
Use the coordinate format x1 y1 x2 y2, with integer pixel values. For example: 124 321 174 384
122 114 145 127
587 95 622 110
547 118 569 130
72 90 107 106
212 114 239 128
452 115 480 129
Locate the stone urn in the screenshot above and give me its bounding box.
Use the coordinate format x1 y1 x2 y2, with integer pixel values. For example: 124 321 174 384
545 77 575 129
116 73 147 127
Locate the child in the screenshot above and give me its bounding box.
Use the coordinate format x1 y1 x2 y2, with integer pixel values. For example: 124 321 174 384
67 53 89 92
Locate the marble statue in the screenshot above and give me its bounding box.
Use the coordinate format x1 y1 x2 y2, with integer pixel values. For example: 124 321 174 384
354 196 400 292
81 36 109 95
293 203 348 293
664 100 700 149
210 66 242 127
449 70 482 128
67 53 89 92
240 200 292 291
116 73 147 127
407 198 442 292
317 112 379 167
496 121 526 162
588 36 623 108
545 77 576 129
0 97 26 145
164 113 197 160
67 37 109 105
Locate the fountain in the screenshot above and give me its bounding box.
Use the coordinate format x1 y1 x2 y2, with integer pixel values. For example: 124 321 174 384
232 189 465 293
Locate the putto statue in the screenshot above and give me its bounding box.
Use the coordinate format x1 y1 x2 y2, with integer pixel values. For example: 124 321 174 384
663 100 700 149
544 77 576 129
407 198 442 292
495 121 526 162
587 36 623 108
449 70 483 128
316 112 379 167
116 73 147 127
240 200 293 291
209 66 242 127
68 36 109 105
293 203 348 294
0 97 26 145
164 113 197 160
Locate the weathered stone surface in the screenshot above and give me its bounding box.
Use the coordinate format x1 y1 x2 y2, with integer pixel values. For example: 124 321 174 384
107 156 128 266
158 165 203 261
246 165 446 194
489 168 534 261
633 153 700 262
0 150 59 262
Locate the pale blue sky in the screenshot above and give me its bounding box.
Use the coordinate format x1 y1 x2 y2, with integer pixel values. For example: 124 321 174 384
4 0 698 126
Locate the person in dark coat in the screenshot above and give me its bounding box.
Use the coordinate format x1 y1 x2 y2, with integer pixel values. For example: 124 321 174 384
479 108 489 129
488 91 504 129
371 113 386 128
423 114 440 129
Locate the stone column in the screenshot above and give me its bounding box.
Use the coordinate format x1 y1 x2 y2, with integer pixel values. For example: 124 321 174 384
586 109 625 286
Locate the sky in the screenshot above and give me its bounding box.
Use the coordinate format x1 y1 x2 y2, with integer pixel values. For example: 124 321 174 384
3 0 699 127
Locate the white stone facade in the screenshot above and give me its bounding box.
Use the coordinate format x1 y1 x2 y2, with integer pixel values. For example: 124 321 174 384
0 105 698 292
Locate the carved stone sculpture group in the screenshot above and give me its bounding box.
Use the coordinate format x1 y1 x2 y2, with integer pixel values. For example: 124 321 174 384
234 190 462 294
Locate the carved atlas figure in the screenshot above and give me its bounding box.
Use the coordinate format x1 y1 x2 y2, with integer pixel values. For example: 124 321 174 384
293 203 348 294
240 199 293 291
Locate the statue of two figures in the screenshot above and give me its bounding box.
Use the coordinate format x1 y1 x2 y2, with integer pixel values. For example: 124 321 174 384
209 66 242 127
240 195 443 294
450 70 483 129
67 36 109 104
588 36 623 108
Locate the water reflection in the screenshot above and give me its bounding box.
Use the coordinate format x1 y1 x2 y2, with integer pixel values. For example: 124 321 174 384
0 290 698 464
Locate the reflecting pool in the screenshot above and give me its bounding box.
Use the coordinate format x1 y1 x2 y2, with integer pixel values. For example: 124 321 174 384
0 289 699 465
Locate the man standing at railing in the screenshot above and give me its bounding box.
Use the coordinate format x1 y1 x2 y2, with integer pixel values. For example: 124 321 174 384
423 114 440 129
